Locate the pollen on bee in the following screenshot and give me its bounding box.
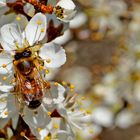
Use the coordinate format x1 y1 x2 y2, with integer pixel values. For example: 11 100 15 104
2 64 7 68
13 61 18 65
45 82 51 89
37 20 42 25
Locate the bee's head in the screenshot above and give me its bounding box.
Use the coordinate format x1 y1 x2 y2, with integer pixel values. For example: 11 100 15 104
14 49 32 60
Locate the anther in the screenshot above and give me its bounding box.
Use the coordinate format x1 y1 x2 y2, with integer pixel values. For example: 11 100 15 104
46 59 51 63
45 69 49 74
47 111 52 117
62 81 67 86
45 136 50 140
88 129 94 134
53 123 59 129
86 109 92 114
15 42 19 49
2 64 7 68
54 82 58 86
4 111 8 116
20 132 25 137
37 20 42 25
41 28 45 32
20 131 30 140
16 16 21 21
81 96 86 100
3 76 7 81
37 128 41 133
70 84 75 89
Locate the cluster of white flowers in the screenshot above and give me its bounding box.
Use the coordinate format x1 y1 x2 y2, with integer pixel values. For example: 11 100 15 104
0 0 94 140
59 0 140 139
81 0 140 138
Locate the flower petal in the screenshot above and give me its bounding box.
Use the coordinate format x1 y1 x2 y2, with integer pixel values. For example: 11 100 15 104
57 0 75 10
0 23 23 51
0 93 7 112
24 13 47 46
39 43 66 68
0 53 13 74
24 3 35 17
43 82 65 106
0 85 13 92
23 105 51 128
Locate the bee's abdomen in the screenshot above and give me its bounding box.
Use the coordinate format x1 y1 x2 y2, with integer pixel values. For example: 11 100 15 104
28 100 42 109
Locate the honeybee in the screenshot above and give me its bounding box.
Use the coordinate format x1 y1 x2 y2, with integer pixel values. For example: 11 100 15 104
13 48 47 109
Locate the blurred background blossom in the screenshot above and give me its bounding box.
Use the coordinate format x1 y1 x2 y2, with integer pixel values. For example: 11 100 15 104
54 0 140 139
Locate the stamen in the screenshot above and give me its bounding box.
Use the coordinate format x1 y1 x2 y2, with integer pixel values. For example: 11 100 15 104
37 127 41 133
33 25 39 44
3 39 16 49
54 82 58 86
17 24 23 41
53 123 59 129
46 59 51 63
23 32 28 46
70 84 75 89
5 67 11 75
16 16 21 21
62 81 67 86
41 28 44 32
0 61 13 75
3 76 7 81
36 28 45 43
47 111 52 117
39 65 44 70
2 64 7 68
10 78 16 84
88 129 94 134
45 69 49 74
45 136 50 140
37 20 42 25
20 132 30 140
4 111 8 116
15 41 19 49
9 27 16 41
